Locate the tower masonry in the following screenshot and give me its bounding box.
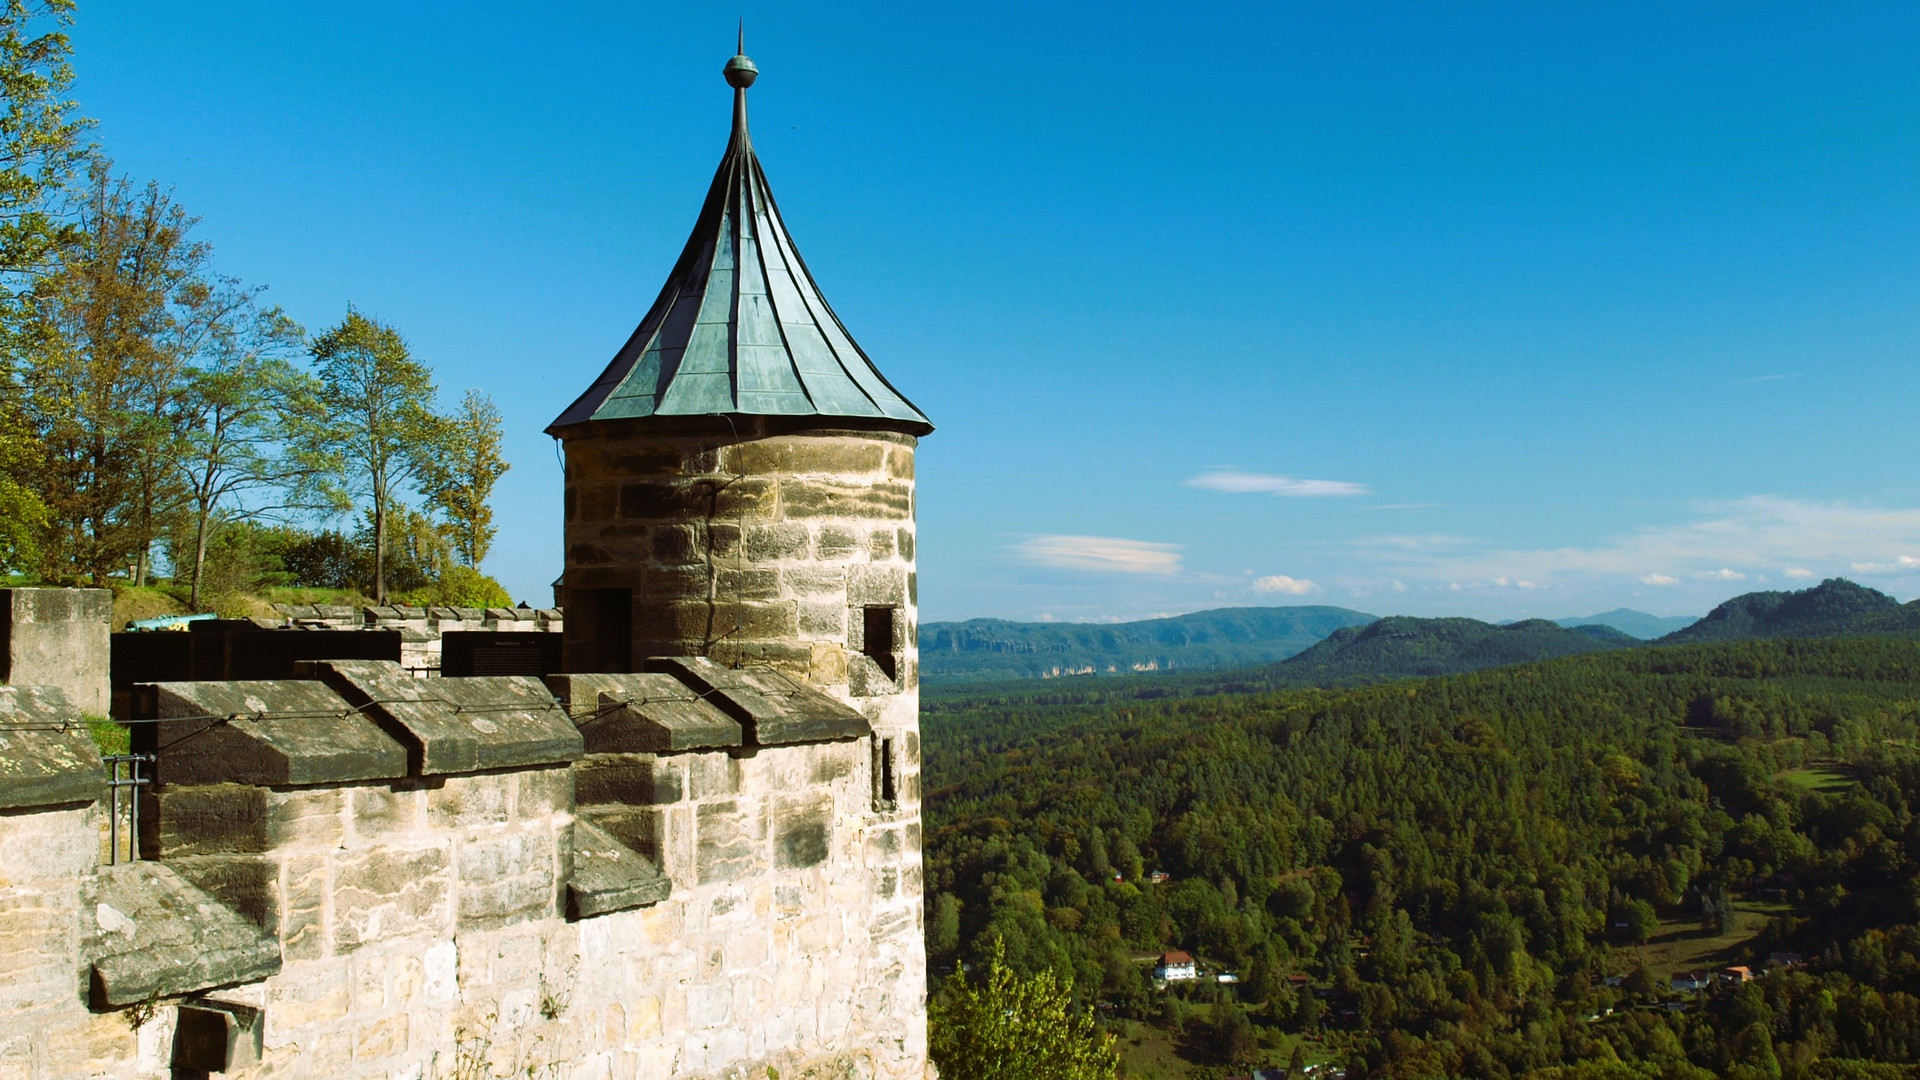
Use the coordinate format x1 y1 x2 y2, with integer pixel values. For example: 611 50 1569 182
546 37 936 1077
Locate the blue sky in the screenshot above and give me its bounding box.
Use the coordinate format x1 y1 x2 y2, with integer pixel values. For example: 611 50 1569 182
75 2 1920 622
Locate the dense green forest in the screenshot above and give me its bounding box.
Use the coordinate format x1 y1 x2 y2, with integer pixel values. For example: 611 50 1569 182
923 637 1920 1078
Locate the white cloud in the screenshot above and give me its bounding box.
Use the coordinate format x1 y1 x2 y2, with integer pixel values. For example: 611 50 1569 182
1692 568 1748 581
1010 535 1183 575
1850 555 1920 573
1641 574 1680 586
1186 469 1369 498
1783 567 1815 579
1253 575 1319 596
1350 498 1920 591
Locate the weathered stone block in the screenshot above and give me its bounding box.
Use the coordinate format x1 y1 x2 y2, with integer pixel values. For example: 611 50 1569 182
686 753 739 800
145 782 267 856
797 601 846 638
650 525 699 565
773 795 831 870
575 754 677 805
847 565 907 607
648 657 870 746
868 529 897 560
814 524 860 560
744 523 810 561
308 661 582 776
568 818 672 919
1 587 111 717
167 853 279 929
427 772 512 828
333 846 451 951
518 763 574 817
551 673 743 753
781 566 848 598
0 687 103 811
897 528 916 561
281 852 329 961
620 478 774 521
724 439 886 477
695 800 762 885
83 862 282 1006
351 781 425 840
633 600 798 644
779 480 913 521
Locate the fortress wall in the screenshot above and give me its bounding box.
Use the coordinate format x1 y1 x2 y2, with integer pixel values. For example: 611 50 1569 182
0 666 929 1080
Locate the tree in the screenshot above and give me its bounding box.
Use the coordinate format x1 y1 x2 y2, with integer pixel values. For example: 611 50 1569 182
174 294 332 608
929 939 1119 1080
0 1 89 570
419 387 506 568
0 0 89 289
20 161 205 583
309 309 442 603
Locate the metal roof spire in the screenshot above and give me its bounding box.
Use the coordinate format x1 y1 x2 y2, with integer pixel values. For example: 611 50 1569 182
546 41 932 436
723 24 757 147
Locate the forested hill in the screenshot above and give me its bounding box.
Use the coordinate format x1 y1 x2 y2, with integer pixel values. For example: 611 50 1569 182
918 606 1375 683
1659 578 1920 645
1271 615 1635 685
922 637 1920 1078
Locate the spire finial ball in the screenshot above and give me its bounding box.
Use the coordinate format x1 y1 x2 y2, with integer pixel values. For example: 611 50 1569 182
724 53 758 89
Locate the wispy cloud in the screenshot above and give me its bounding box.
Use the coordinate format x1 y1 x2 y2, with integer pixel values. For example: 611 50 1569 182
1186 469 1369 498
1349 497 1920 590
1851 555 1920 574
1783 567 1815 579
1253 575 1319 596
1010 535 1183 575
1731 373 1796 385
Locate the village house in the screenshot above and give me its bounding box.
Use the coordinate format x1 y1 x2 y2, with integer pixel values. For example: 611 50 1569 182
1156 950 1199 981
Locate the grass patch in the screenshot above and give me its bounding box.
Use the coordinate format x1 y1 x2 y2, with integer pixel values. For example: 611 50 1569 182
1628 899 1788 981
1779 764 1856 794
87 717 130 755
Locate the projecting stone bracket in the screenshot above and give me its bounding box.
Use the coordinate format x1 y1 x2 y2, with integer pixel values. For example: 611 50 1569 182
567 816 672 919
82 861 282 1008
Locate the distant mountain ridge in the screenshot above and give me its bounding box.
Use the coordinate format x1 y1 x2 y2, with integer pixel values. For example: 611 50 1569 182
1659 578 1920 645
918 606 1376 683
1554 608 1698 640
1273 616 1634 685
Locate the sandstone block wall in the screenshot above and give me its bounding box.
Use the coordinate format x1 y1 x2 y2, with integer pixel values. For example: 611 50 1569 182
2 587 111 715
561 429 917 708
0 661 929 1080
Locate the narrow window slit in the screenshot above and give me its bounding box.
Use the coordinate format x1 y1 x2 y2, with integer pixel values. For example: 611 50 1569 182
862 606 897 681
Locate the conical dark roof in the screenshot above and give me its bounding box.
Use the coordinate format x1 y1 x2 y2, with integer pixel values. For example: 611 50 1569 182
548 47 931 436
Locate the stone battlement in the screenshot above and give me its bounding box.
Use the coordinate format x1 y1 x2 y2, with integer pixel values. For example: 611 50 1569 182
0 660 926 1079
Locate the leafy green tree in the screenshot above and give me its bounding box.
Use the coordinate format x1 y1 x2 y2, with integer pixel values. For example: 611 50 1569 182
0 0 87 570
174 296 332 608
0 0 88 288
309 309 443 602
418 387 506 568
929 939 1118 1080
21 161 204 583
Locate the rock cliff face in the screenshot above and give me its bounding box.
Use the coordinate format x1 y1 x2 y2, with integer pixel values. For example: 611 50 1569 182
0 660 931 1079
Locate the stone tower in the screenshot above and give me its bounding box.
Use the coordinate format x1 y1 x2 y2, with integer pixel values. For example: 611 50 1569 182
548 42 931 741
